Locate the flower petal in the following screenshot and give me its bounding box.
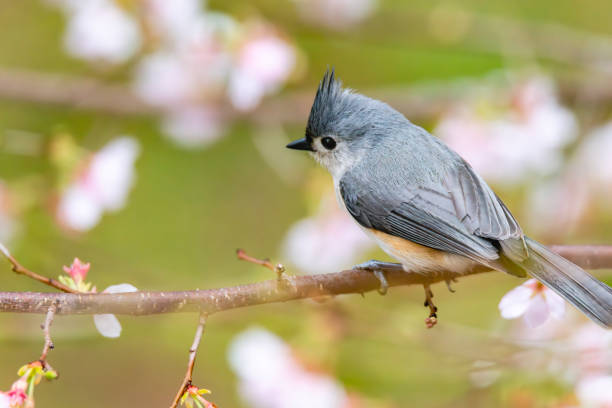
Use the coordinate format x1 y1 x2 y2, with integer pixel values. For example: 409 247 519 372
575 375 612 407
543 288 566 319
499 285 533 319
94 314 122 338
103 283 138 294
523 295 550 328
0 392 9 408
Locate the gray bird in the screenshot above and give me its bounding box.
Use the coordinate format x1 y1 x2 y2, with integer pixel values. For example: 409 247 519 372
287 69 612 328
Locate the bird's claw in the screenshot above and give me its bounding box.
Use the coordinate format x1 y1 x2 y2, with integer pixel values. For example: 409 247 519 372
373 270 388 295
353 260 390 296
353 260 381 271
423 284 438 328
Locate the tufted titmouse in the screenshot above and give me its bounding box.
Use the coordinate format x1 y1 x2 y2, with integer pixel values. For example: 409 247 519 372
287 69 612 328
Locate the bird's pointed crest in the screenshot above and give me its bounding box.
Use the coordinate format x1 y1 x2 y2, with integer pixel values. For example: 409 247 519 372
306 68 345 139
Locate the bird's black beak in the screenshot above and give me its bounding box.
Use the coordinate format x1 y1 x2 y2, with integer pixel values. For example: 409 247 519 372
286 137 314 152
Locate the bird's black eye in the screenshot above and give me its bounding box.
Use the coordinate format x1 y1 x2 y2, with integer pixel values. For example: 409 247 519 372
321 137 336 150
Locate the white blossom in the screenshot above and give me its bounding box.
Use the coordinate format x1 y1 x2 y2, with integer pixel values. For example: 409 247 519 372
57 137 140 231
60 0 141 63
228 328 348 408
93 283 138 338
229 32 296 111
293 0 377 29
499 279 566 328
436 75 577 185
575 375 612 408
0 182 17 245
283 196 374 274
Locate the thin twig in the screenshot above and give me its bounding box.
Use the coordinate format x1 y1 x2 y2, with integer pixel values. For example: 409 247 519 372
170 313 208 408
237 248 287 284
0 242 78 293
0 245 610 316
39 302 58 368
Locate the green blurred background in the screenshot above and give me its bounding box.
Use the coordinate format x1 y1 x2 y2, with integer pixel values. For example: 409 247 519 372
0 1 611 407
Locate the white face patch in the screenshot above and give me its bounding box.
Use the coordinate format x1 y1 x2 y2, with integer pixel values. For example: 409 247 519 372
310 135 361 181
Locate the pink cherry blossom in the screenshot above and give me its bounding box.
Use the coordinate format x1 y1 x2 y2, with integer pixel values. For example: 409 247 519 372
294 0 378 29
0 181 18 246
229 28 296 111
6 379 28 408
571 122 612 200
283 195 374 274
499 279 566 328
569 324 612 377
161 106 226 148
62 257 90 283
575 375 612 408
141 0 203 45
228 328 348 408
436 75 576 185
52 0 141 64
56 137 140 232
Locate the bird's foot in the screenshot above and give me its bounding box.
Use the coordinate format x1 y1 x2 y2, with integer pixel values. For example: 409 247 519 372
423 284 438 329
445 278 458 293
353 260 395 295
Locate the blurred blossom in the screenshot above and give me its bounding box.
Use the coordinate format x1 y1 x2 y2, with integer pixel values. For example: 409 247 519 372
50 0 297 148
571 122 612 199
569 324 612 377
229 28 296 111
93 283 138 338
56 137 140 232
54 0 141 63
161 106 226 148
293 0 377 29
527 121 612 237
469 360 501 388
575 376 612 408
141 0 204 45
228 327 349 408
283 196 374 274
0 182 18 245
526 178 588 239
499 279 565 328
436 75 577 185
133 10 296 146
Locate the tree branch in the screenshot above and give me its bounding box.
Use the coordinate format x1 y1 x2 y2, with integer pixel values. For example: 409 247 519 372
39 302 58 369
0 245 610 316
170 313 208 408
0 243 78 293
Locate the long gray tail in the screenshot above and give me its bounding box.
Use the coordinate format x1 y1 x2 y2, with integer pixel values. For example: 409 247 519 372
515 237 612 328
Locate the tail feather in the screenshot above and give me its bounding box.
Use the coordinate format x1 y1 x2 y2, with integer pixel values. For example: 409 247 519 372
515 238 612 328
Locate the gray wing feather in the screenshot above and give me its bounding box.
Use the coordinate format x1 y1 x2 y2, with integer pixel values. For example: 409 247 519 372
340 160 523 263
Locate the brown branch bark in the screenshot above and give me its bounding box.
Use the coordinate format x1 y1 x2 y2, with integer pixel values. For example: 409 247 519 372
0 245 610 316
0 243 78 293
0 66 611 126
39 302 58 371
169 313 207 408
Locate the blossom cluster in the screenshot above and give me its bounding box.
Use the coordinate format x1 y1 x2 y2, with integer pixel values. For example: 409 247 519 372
54 136 140 232
61 258 138 338
49 0 298 148
435 74 577 185
228 327 350 408
494 280 612 407
0 362 58 408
